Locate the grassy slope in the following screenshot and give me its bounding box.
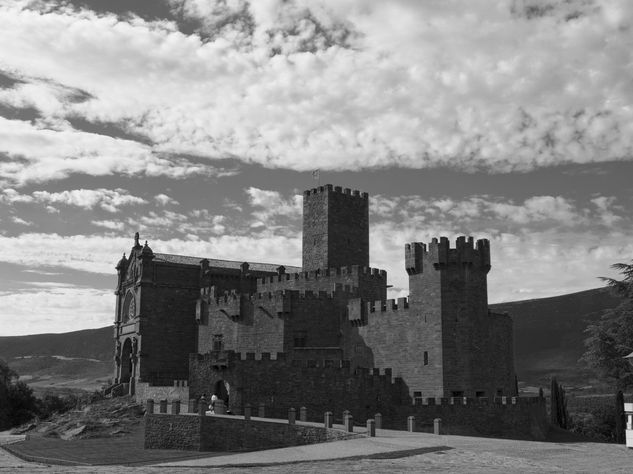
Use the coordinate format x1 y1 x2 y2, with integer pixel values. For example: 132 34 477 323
490 287 622 389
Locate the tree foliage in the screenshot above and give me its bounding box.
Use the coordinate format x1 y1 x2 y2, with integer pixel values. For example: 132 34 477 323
0 358 39 430
583 260 633 389
550 377 569 429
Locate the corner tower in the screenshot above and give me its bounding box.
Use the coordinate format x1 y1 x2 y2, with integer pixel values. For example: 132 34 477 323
302 184 369 271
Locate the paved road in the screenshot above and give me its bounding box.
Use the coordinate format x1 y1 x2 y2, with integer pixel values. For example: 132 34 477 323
2 429 633 473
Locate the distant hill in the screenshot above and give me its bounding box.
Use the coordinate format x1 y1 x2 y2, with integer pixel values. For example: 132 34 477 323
0 326 114 394
0 287 624 394
490 287 623 390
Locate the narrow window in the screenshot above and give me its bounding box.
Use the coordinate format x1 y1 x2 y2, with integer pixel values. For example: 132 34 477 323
413 391 423 406
423 351 429 366
294 331 307 348
212 334 224 351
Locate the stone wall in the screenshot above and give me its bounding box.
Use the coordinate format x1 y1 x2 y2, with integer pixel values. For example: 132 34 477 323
388 397 548 440
199 290 352 355
135 382 190 404
144 414 359 451
257 266 387 302
188 351 409 421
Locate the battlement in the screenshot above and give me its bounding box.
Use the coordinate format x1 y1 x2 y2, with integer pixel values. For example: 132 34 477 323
405 236 491 275
258 266 386 286
303 184 369 200
347 297 410 326
194 350 398 385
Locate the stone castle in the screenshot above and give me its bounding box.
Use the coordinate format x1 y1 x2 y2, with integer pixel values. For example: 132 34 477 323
113 184 516 418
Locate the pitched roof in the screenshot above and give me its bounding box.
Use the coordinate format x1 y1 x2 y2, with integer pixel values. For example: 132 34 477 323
153 253 300 273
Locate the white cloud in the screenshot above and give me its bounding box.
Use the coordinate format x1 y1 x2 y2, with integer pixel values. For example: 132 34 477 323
2 187 147 212
11 216 33 226
0 232 301 274
92 220 125 231
33 188 147 212
246 187 302 221
0 286 113 336
1 1 632 176
0 117 231 187
371 194 594 230
154 193 179 206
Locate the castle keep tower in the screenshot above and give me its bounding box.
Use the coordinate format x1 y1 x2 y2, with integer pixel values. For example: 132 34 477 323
302 184 369 271
404 237 513 397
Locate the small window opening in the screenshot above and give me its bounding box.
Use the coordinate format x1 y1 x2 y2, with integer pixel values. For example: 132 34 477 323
496 389 503 397
476 390 486 398
294 331 307 348
423 351 429 366
413 391 423 405
212 334 224 351
451 391 464 397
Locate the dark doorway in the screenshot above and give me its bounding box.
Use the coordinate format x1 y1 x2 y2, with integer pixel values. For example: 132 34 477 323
120 338 133 383
214 380 229 406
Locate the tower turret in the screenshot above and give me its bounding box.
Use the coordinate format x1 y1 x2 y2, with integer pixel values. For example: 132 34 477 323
302 184 369 271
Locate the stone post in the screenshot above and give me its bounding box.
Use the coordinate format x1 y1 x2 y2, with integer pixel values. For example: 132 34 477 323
146 399 154 415
258 403 265 418
171 400 180 415
434 418 442 435
324 411 333 428
159 399 168 413
215 399 226 415
374 413 382 429
299 406 307 422
342 409 350 422
244 404 251 421
345 414 354 432
366 419 376 437
407 415 415 432
288 408 296 425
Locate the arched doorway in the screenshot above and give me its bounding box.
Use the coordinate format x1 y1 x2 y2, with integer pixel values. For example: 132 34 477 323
214 380 230 406
119 338 133 383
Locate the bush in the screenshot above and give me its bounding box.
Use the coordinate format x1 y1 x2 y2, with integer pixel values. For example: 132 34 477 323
567 395 618 442
36 393 79 420
6 381 39 428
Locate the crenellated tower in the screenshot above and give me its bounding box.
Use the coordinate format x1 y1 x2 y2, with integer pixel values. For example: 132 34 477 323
302 184 369 271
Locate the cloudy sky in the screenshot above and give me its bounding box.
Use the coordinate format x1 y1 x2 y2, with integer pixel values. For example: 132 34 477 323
1 0 632 336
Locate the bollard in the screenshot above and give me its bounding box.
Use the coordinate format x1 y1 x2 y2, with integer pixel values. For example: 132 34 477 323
215 399 226 415
188 398 197 414
171 400 180 415
345 414 354 432
159 399 168 413
258 403 266 418
299 406 307 422
288 407 296 425
324 411 333 428
146 399 154 415
374 413 382 430
407 415 415 432
244 403 251 421
198 401 206 416
367 419 376 437
434 418 442 435
342 409 350 421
